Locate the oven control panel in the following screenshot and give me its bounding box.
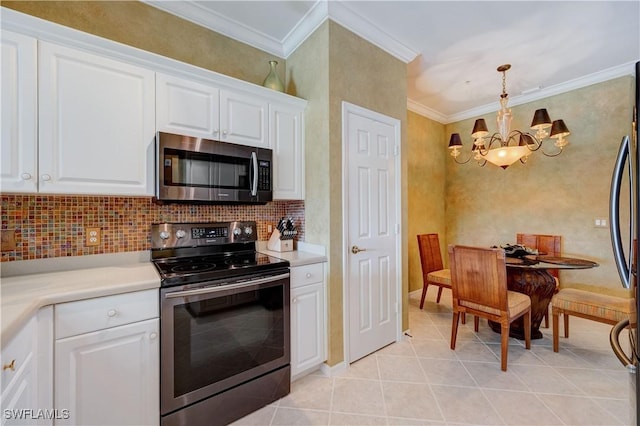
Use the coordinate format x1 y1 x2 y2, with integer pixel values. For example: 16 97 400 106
151 221 256 248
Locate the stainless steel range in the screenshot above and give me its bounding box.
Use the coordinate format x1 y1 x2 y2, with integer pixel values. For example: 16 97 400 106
151 221 290 426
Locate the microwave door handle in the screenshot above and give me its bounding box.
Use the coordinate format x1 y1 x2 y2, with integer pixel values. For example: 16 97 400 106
251 151 258 196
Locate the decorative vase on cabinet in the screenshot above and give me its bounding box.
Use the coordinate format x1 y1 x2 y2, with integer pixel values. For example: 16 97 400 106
262 60 285 92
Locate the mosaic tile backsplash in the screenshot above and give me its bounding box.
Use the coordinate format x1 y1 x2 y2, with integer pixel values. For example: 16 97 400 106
0 195 305 262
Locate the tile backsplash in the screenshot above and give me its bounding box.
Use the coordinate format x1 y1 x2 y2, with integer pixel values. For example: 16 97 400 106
0 194 304 262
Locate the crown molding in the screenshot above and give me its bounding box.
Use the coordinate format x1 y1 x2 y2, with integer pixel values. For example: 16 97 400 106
141 0 286 58
407 99 448 124
142 0 418 64
327 1 418 63
281 0 329 56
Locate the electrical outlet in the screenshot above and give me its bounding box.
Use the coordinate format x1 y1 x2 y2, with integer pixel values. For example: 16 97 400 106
85 227 101 246
1 229 16 251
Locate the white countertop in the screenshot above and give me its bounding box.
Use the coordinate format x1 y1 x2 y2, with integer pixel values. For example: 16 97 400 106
0 244 326 347
257 241 327 266
1 251 160 346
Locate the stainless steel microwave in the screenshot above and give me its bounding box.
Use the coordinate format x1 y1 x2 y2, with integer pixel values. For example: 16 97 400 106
156 132 272 204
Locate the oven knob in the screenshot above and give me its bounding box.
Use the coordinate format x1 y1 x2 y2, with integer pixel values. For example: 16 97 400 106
233 228 242 236
175 229 186 239
159 231 171 240
244 226 253 235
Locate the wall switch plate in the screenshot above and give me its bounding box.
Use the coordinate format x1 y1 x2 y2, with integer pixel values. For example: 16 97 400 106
85 227 101 246
594 218 608 228
1 229 16 251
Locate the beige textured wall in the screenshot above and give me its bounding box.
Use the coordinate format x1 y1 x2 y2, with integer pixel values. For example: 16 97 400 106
444 76 635 290
288 21 408 365
2 1 286 87
286 24 337 360
286 24 330 248
407 111 447 293
328 22 408 361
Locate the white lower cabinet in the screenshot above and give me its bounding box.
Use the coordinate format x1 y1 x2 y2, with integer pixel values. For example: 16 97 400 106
1 307 53 426
53 290 159 426
290 263 326 378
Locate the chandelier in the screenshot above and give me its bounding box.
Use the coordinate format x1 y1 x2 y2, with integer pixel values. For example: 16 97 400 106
448 64 570 169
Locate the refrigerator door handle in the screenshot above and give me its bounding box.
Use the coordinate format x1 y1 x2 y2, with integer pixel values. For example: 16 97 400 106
610 135 632 289
610 318 636 372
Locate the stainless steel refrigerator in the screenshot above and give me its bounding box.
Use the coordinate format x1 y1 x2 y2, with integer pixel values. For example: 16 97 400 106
610 60 640 426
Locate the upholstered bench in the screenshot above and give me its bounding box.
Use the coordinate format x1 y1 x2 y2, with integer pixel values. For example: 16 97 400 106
551 288 634 352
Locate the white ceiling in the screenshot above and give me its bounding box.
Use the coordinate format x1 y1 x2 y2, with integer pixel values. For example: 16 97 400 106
145 0 640 124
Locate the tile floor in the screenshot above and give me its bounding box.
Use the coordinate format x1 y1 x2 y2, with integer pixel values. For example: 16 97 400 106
234 291 633 425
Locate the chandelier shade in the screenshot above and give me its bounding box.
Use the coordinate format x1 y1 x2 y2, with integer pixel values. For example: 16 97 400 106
531 109 552 130
448 64 570 169
472 119 489 138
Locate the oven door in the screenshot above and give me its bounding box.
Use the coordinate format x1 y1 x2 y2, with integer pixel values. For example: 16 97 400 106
160 270 290 416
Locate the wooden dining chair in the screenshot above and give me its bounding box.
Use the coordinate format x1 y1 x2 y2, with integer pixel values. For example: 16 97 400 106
448 245 531 371
416 234 451 309
517 233 561 327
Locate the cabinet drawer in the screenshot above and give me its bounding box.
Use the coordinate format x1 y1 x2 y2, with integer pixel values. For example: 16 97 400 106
55 289 158 339
290 263 324 289
1 315 36 394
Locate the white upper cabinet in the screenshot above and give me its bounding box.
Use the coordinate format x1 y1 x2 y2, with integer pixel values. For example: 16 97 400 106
38 42 155 195
3 10 307 199
1 30 38 193
157 73 269 148
219 90 268 148
270 103 304 200
156 73 220 139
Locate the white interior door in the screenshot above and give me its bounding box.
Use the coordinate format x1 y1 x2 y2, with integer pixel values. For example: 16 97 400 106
343 102 400 363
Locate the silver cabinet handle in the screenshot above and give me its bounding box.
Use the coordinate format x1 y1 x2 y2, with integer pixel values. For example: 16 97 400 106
351 245 367 254
21 173 32 180
41 174 51 181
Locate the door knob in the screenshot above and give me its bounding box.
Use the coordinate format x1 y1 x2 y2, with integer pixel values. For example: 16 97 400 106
351 245 367 254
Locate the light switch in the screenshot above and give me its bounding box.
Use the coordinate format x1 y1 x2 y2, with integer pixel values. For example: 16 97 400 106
594 218 608 228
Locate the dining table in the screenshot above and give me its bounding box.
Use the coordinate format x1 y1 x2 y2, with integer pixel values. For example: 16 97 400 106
489 254 599 340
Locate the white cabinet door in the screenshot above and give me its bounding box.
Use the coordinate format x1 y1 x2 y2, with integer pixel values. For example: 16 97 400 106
220 90 268 148
38 42 155 196
55 319 159 426
1 308 54 426
291 282 325 377
270 103 304 200
1 318 36 426
156 73 220 139
157 73 268 148
1 30 38 193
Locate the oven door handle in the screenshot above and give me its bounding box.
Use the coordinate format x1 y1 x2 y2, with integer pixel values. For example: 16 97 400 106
164 272 290 299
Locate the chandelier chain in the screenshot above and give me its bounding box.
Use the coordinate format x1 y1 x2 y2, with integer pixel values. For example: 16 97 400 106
501 69 507 98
